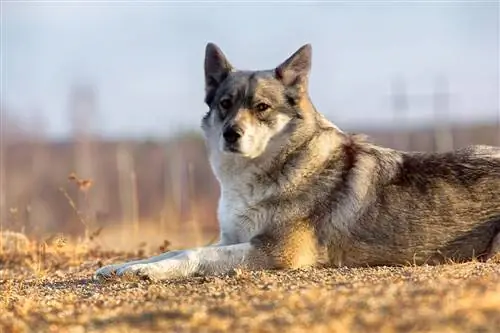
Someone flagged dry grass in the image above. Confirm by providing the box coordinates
[3,86,500,333]
[1,234,500,333]
[1,169,499,332]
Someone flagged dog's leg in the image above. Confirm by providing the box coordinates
[94,237,233,280]
[114,221,320,281]
[113,242,270,281]
[95,250,186,279]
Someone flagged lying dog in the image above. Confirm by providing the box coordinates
[95,43,500,281]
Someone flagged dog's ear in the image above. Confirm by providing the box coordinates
[275,44,312,89]
[204,43,233,105]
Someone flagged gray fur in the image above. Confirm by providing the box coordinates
[201,43,500,267]
[95,43,500,281]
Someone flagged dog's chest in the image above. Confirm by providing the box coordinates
[218,184,273,243]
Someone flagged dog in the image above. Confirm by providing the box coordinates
[95,43,500,281]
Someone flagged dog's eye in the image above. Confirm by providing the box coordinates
[255,103,270,112]
[219,99,232,110]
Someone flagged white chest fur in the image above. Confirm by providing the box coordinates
[216,166,279,244]
[217,185,268,244]
[210,150,280,244]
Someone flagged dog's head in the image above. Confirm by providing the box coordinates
[201,43,313,160]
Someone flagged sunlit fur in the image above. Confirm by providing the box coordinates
[95,43,500,281]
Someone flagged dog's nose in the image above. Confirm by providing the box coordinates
[223,126,242,144]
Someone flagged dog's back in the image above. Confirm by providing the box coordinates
[336,143,500,266]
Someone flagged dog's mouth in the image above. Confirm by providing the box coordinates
[222,143,242,154]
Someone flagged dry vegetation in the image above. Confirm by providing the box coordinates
[1,235,500,333]
[2,164,500,333]
[2,114,500,332]
[2,120,499,242]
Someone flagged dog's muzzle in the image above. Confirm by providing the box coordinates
[222,125,243,152]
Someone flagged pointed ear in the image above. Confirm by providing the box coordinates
[204,43,233,105]
[275,44,312,89]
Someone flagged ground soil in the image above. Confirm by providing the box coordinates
[1,248,500,333]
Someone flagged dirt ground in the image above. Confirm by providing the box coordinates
[1,247,500,333]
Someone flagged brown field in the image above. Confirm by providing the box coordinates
[1,235,500,333]
[1,121,500,333]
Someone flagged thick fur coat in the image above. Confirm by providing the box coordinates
[95,43,500,281]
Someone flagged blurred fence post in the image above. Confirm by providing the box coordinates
[497,106,500,146]
[188,162,203,246]
[0,138,5,234]
[170,149,183,242]
[390,77,410,150]
[116,144,139,242]
[0,105,6,235]
[433,75,454,152]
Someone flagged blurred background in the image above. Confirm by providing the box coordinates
[1,1,499,252]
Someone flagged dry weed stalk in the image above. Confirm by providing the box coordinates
[61,172,102,243]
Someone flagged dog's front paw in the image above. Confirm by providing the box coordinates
[94,263,161,281]
[94,264,126,280]
[116,263,162,281]
[115,260,189,281]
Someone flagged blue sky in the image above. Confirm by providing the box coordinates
[2,1,499,138]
